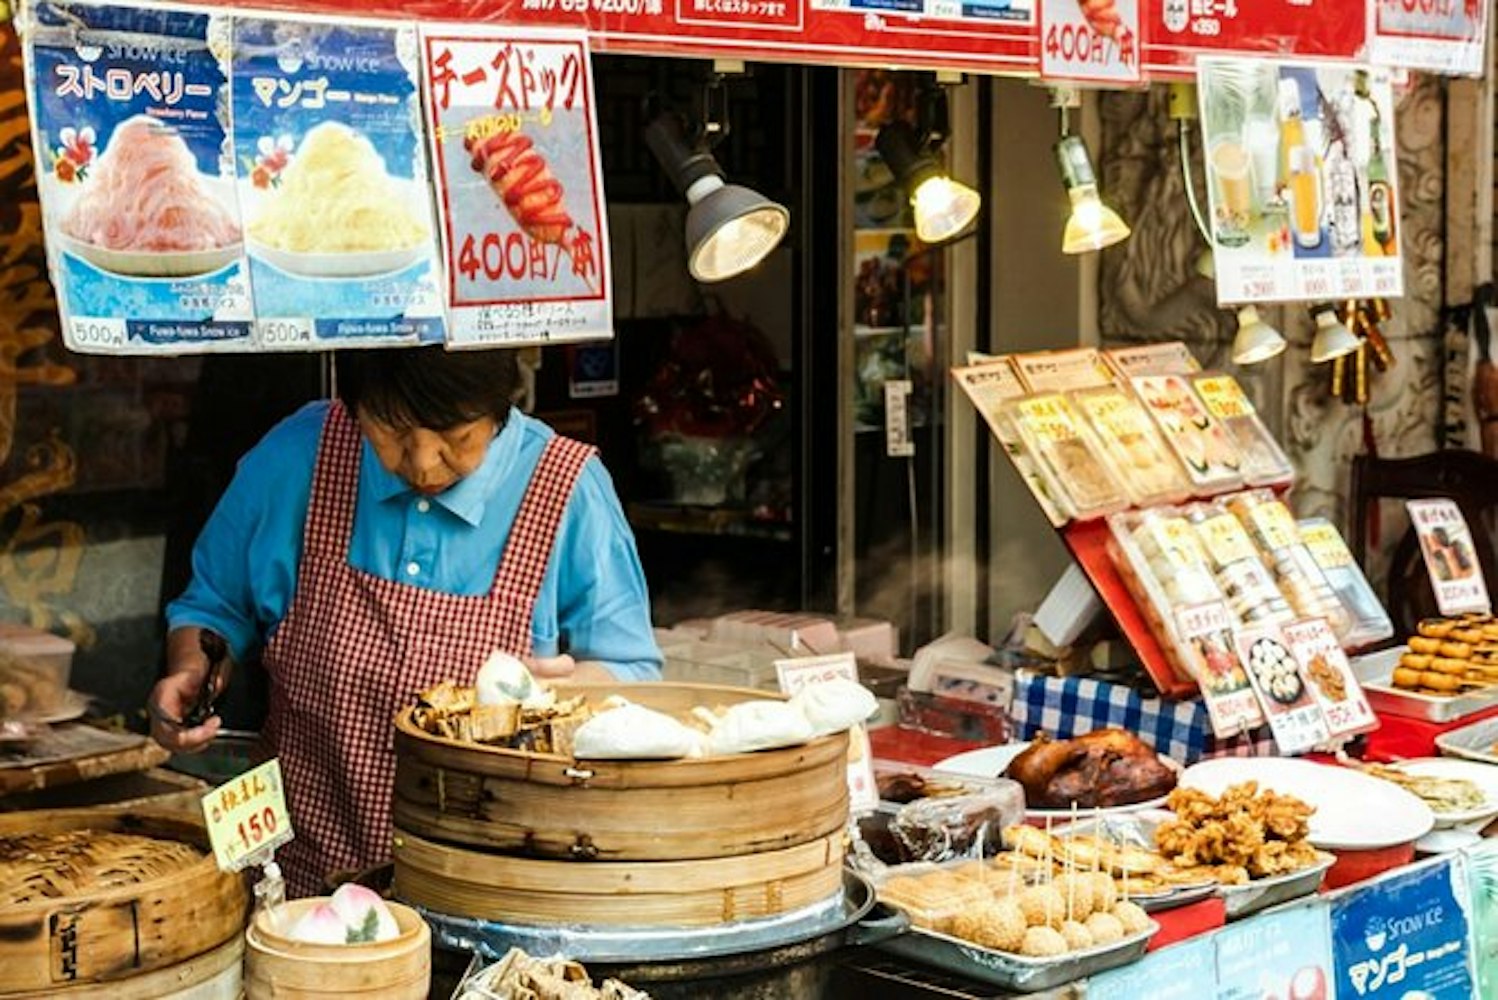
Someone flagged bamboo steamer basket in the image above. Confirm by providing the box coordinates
[4,934,244,1000]
[392,682,851,861]
[392,826,845,927]
[243,897,431,1000]
[0,808,248,994]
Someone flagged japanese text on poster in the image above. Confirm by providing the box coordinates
[1233,626,1329,755]
[1214,901,1335,1000]
[1197,59,1404,305]
[22,2,253,354]
[1041,0,1140,84]
[1369,0,1489,77]
[1407,499,1491,616]
[233,16,445,349]
[1282,617,1377,739]
[1175,600,1264,738]
[421,27,611,346]
[1332,858,1475,999]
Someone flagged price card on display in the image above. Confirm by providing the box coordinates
[420,27,611,347]
[1215,901,1336,999]
[201,758,293,872]
[775,652,879,814]
[1369,0,1490,77]
[1233,626,1330,755]
[1408,499,1492,616]
[1041,0,1141,84]
[1282,617,1377,739]
[1012,347,1115,392]
[1089,933,1216,998]
[1332,858,1476,999]
[1174,600,1264,738]
[1103,341,1201,378]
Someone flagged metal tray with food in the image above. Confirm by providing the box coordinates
[1351,646,1498,723]
[1436,714,1498,766]
[1218,855,1334,919]
[876,920,1156,993]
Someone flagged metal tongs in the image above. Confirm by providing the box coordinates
[181,629,229,728]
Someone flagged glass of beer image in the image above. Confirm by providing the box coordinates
[1209,137,1253,247]
[1286,144,1323,250]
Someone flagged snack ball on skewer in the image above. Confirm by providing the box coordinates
[1112,900,1151,934]
[1059,920,1095,951]
[1018,884,1068,929]
[1085,911,1126,945]
[1020,925,1069,958]
[1052,872,1096,920]
[969,900,1028,952]
[1088,871,1118,910]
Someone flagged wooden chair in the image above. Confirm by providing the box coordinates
[1348,450,1498,636]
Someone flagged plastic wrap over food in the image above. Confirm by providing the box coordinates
[888,784,1026,864]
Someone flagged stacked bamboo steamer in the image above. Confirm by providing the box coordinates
[243,897,431,999]
[391,682,851,929]
[0,809,247,999]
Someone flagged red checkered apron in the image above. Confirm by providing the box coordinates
[262,402,595,897]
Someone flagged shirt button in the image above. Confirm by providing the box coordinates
[405,561,420,577]
[416,499,431,513]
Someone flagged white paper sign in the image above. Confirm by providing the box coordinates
[1234,627,1330,755]
[1408,498,1492,616]
[1369,0,1489,77]
[774,652,878,814]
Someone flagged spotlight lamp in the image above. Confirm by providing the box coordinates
[1309,302,1360,363]
[1056,134,1130,254]
[644,110,789,283]
[1231,304,1287,365]
[875,119,981,245]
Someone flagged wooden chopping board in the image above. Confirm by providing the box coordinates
[0,724,168,797]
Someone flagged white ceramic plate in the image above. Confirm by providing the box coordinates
[933,743,1180,819]
[1380,757,1498,829]
[248,240,427,279]
[61,235,241,278]
[1179,756,1434,850]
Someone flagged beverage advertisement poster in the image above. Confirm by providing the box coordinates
[1197,59,1404,305]
[1407,499,1492,616]
[1369,0,1490,77]
[1332,858,1476,1000]
[21,2,253,354]
[1214,900,1335,1000]
[420,27,610,346]
[1467,840,1498,998]
[232,16,445,349]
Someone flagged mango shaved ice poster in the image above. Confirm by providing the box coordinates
[232,16,445,348]
[23,2,253,354]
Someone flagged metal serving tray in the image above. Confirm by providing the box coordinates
[1435,714,1498,765]
[1219,855,1333,919]
[875,921,1155,993]
[1352,646,1498,723]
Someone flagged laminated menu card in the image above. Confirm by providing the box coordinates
[1175,601,1264,738]
[1132,374,1246,495]
[1233,626,1330,755]
[1282,618,1377,739]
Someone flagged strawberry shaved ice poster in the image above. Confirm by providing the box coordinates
[22,2,253,354]
[420,26,611,347]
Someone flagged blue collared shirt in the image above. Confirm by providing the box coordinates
[167,401,661,680]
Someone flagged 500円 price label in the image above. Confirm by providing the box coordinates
[200,757,294,872]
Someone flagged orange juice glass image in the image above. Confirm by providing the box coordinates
[1286,145,1322,250]
[1210,138,1252,247]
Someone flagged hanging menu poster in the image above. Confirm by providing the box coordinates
[421,27,611,346]
[1368,0,1490,77]
[1040,0,1141,85]
[1197,59,1404,305]
[1408,498,1492,616]
[22,2,253,354]
[233,15,445,349]
[1332,858,1476,1000]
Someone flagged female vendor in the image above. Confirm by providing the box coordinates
[149,347,661,895]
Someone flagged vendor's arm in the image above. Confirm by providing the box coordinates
[540,456,662,682]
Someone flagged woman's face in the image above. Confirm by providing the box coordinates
[357,410,497,495]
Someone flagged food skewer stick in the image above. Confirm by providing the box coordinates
[1044,814,1057,926]
[1066,800,1078,921]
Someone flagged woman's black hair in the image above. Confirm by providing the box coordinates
[334,346,520,430]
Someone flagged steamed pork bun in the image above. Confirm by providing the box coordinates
[573,702,704,760]
[474,651,552,709]
[790,678,878,735]
[705,699,816,755]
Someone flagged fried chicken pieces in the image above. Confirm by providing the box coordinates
[1154,782,1322,880]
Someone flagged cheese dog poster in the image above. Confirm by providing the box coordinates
[421,27,611,346]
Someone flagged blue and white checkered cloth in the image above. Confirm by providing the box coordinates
[1010,671,1277,765]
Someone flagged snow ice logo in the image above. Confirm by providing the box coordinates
[1363,915,1389,953]
[75,44,101,63]
[276,38,305,76]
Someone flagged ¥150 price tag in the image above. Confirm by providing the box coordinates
[200,758,294,872]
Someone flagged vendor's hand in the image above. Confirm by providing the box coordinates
[525,653,577,680]
[148,671,221,753]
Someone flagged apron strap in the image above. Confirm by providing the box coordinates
[489,435,596,623]
[303,402,363,562]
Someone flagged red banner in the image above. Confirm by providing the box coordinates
[1140,0,1368,76]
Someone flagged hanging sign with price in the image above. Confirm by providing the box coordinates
[200,758,294,872]
[421,26,611,347]
[1369,0,1490,77]
[1041,0,1142,84]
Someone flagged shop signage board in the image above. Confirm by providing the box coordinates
[1468,841,1498,998]
[1407,498,1492,616]
[1040,0,1142,85]
[1214,900,1335,999]
[1142,0,1368,75]
[1197,58,1404,305]
[420,25,611,346]
[1331,857,1476,999]
[201,758,294,872]
[1368,0,1490,77]
[232,15,447,349]
[1088,934,1215,998]
[22,2,255,355]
